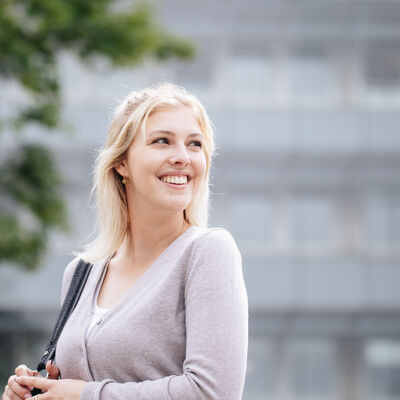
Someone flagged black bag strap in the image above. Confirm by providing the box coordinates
[35,258,93,372]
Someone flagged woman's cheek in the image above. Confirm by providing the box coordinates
[195,151,207,174]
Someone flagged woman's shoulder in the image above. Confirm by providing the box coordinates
[189,226,241,257]
[60,256,80,304]
[192,225,237,242]
[62,256,81,284]
[60,255,108,298]
[184,227,243,289]
[62,254,109,276]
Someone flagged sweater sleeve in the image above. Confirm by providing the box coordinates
[80,228,249,400]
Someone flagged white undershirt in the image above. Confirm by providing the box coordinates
[85,262,110,339]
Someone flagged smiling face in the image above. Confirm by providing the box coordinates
[117,106,207,218]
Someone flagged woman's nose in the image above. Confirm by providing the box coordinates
[169,144,190,165]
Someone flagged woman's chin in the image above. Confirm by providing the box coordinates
[164,202,191,213]
[158,196,192,212]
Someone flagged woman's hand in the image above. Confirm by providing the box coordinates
[3,364,37,400]
[13,375,86,400]
[2,362,61,400]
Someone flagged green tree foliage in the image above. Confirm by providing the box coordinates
[0,0,195,270]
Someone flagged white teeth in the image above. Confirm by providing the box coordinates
[161,176,188,184]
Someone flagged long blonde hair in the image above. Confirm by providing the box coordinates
[73,82,215,263]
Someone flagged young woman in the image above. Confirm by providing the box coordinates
[3,83,248,400]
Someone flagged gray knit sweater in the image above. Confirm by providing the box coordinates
[55,226,248,400]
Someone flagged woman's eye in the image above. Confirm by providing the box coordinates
[152,137,169,144]
[151,137,202,148]
[189,140,203,148]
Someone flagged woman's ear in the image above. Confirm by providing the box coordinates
[115,162,127,178]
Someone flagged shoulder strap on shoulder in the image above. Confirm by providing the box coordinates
[35,258,93,372]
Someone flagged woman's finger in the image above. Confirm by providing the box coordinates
[4,381,30,400]
[2,385,10,400]
[2,386,8,400]
[45,361,60,380]
[14,366,28,377]
[26,393,50,400]
[14,365,39,378]
[14,378,48,392]
[6,375,31,399]
[13,366,37,391]
[14,366,38,377]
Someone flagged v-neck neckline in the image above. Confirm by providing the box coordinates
[89,225,198,322]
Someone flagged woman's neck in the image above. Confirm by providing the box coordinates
[115,214,190,269]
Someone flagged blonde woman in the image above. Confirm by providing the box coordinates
[3,83,248,400]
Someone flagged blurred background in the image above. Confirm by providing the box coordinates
[1,0,400,399]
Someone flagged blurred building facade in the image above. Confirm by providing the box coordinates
[1,0,400,399]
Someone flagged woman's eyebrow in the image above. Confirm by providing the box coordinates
[148,130,203,138]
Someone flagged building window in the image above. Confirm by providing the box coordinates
[362,112,400,152]
[287,196,338,256]
[215,196,275,254]
[225,37,274,105]
[363,41,400,106]
[288,339,338,397]
[224,56,274,105]
[287,46,336,104]
[173,37,215,88]
[362,195,400,255]
[365,42,400,89]
[244,337,277,398]
[234,196,275,252]
[365,339,400,399]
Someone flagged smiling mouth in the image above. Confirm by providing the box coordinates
[159,175,190,185]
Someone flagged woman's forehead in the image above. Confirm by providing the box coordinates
[148,106,199,123]
[145,107,202,135]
